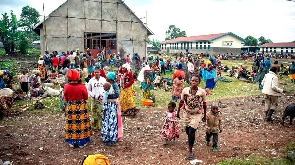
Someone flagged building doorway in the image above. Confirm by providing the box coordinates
[84,32,117,57]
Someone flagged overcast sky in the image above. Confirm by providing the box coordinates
[0,0,294,42]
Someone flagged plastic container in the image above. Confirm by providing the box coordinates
[141,98,153,106]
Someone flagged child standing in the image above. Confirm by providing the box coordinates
[205,102,222,152]
[160,102,180,145]
[19,70,29,95]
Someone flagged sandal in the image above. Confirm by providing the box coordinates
[187,153,194,160]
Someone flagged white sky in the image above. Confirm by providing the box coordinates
[1,0,294,42]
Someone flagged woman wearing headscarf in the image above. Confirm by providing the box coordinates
[37,57,46,81]
[63,69,91,148]
[171,64,185,101]
[101,72,122,146]
[119,63,139,116]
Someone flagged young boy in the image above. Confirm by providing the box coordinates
[205,102,222,152]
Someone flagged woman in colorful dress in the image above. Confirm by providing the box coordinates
[172,64,185,101]
[63,69,91,148]
[101,72,121,146]
[119,63,139,116]
[37,57,46,81]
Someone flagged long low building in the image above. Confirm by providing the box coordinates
[161,32,245,55]
[260,42,295,54]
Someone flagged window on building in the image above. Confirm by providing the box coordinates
[181,43,183,49]
[200,45,202,49]
[200,42,202,44]
[177,44,178,49]
[208,45,211,50]
[161,44,163,49]
[196,44,198,49]
[270,49,272,52]
[204,45,207,49]
[165,44,166,50]
[274,49,276,53]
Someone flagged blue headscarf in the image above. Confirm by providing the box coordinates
[178,63,183,69]
[106,72,116,81]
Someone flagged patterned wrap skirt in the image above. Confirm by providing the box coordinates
[90,99,103,130]
[38,64,46,80]
[101,101,118,142]
[65,100,92,146]
[160,120,180,140]
[119,86,136,111]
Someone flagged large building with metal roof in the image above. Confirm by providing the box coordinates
[34,0,153,58]
[160,32,245,55]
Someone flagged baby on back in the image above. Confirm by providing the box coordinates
[102,82,114,103]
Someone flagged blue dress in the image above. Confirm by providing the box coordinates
[101,82,119,143]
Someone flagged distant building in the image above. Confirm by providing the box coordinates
[161,32,245,55]
[31,40,40,49]
[147,44,160,55]
[260,42,295,54]
[33,0,153,58]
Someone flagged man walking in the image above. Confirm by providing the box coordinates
[261,66,284,122]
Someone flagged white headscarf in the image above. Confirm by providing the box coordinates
[122,63,131,71]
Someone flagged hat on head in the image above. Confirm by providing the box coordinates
[67,69,80,81]
[122,63,131,71]
[106,72,116,81]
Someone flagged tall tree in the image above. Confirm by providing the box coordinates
[165,25,186,40]
[0,11,19,53]
[258,36,269,45]
[244,35,258,46]
[19,6,40,42]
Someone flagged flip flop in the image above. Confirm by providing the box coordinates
[187,153,194,160]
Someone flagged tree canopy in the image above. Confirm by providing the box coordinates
[244,35,258,46]
[147,38,160,48]
[165,25,186,40]
[0,11,18,53]
[0,6,40,54]
[258,36,269,45]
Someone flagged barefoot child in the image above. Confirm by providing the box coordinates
[205,102,222,152]
[160,102,180,145]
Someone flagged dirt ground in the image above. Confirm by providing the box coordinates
[1,92,295,165]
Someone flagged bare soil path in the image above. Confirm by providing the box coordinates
[1,93,295,165]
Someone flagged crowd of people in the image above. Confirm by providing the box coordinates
[0,49,294,161]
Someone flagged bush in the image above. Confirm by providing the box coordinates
[18,34,29,54]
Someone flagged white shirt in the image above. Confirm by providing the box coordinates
[87,76,106,99]
[137,65,151,82]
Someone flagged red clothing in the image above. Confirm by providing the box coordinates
[121,71,134,88]
[60,56,66,66]
[125,57,130,63]
[172,69,185,80]
[52,57,59,67]
[64,83,88,101]
[90,69,106,78]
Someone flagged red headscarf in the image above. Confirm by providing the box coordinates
[67,69,80,81]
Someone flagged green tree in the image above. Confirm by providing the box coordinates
[0,11,19,53]
[19,6,40,42]
[258,36,269,45]
[18,32,29,54]
[244,35,258,46]
[165,25,186,40]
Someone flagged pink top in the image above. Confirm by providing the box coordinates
[166,111,177,121]
[19,74,28,83]
[187,62,194,73]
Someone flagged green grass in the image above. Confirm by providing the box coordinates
[218,142,295,165]
[0,49,5,55]
[0,60,17,70]
[27,48,41,56]
[0,48,40,56]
